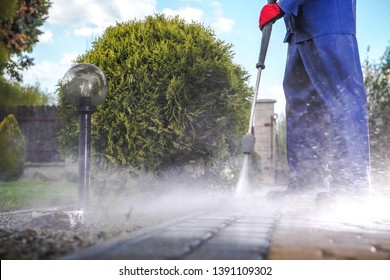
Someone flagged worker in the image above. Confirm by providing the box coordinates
[259,0,370,202]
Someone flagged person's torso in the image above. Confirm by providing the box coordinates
[282,0,356,43]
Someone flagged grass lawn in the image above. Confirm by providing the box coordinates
[0,180,77,212]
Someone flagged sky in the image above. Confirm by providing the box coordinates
[22,0,390,115]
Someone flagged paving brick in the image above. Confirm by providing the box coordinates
[64,209,278,260]
[64,200,390,260]
[268,202,390,260]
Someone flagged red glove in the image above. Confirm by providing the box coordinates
[259,4,284,30]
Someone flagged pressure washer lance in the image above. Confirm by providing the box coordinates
[242,0,276,155]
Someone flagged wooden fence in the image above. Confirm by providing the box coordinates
[0,106,62,162]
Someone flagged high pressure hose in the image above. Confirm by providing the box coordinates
[242,0,277,155]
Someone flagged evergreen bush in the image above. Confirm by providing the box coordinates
[0,114,26,181]
[0,77,50,106]
[57,14,252,177]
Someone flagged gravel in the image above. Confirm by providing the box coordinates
[0,190,224,260]
[0,207,144,260]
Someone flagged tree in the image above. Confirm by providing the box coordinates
[0,0,52,82]
[364,45,390,173]
[57,15,252,177]
[0,0,18,67]
[0,77,49,106]
[0,114,26,181]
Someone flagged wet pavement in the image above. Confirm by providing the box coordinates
[64,189,390,260]
[268,195,390,259]
[65,208,278,260]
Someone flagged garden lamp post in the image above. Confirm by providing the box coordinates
[61,63,108,209]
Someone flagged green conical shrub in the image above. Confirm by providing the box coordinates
[0,114,26,181]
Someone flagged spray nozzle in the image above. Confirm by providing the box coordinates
[242,134,256,154]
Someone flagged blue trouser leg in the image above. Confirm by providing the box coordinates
[283,34,370,194]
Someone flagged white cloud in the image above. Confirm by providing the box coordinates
[211,2,223,16]
[162,7,204,23]
[212,17,235,34]
[210,1,235,34]
[23,53,79,93]
[60,52,79,65]
[38,29,54,44]
[115,0,157,20]
[74,26,105,37]
[48,0,157,37]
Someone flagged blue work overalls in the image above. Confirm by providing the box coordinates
[277,0,370,194]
